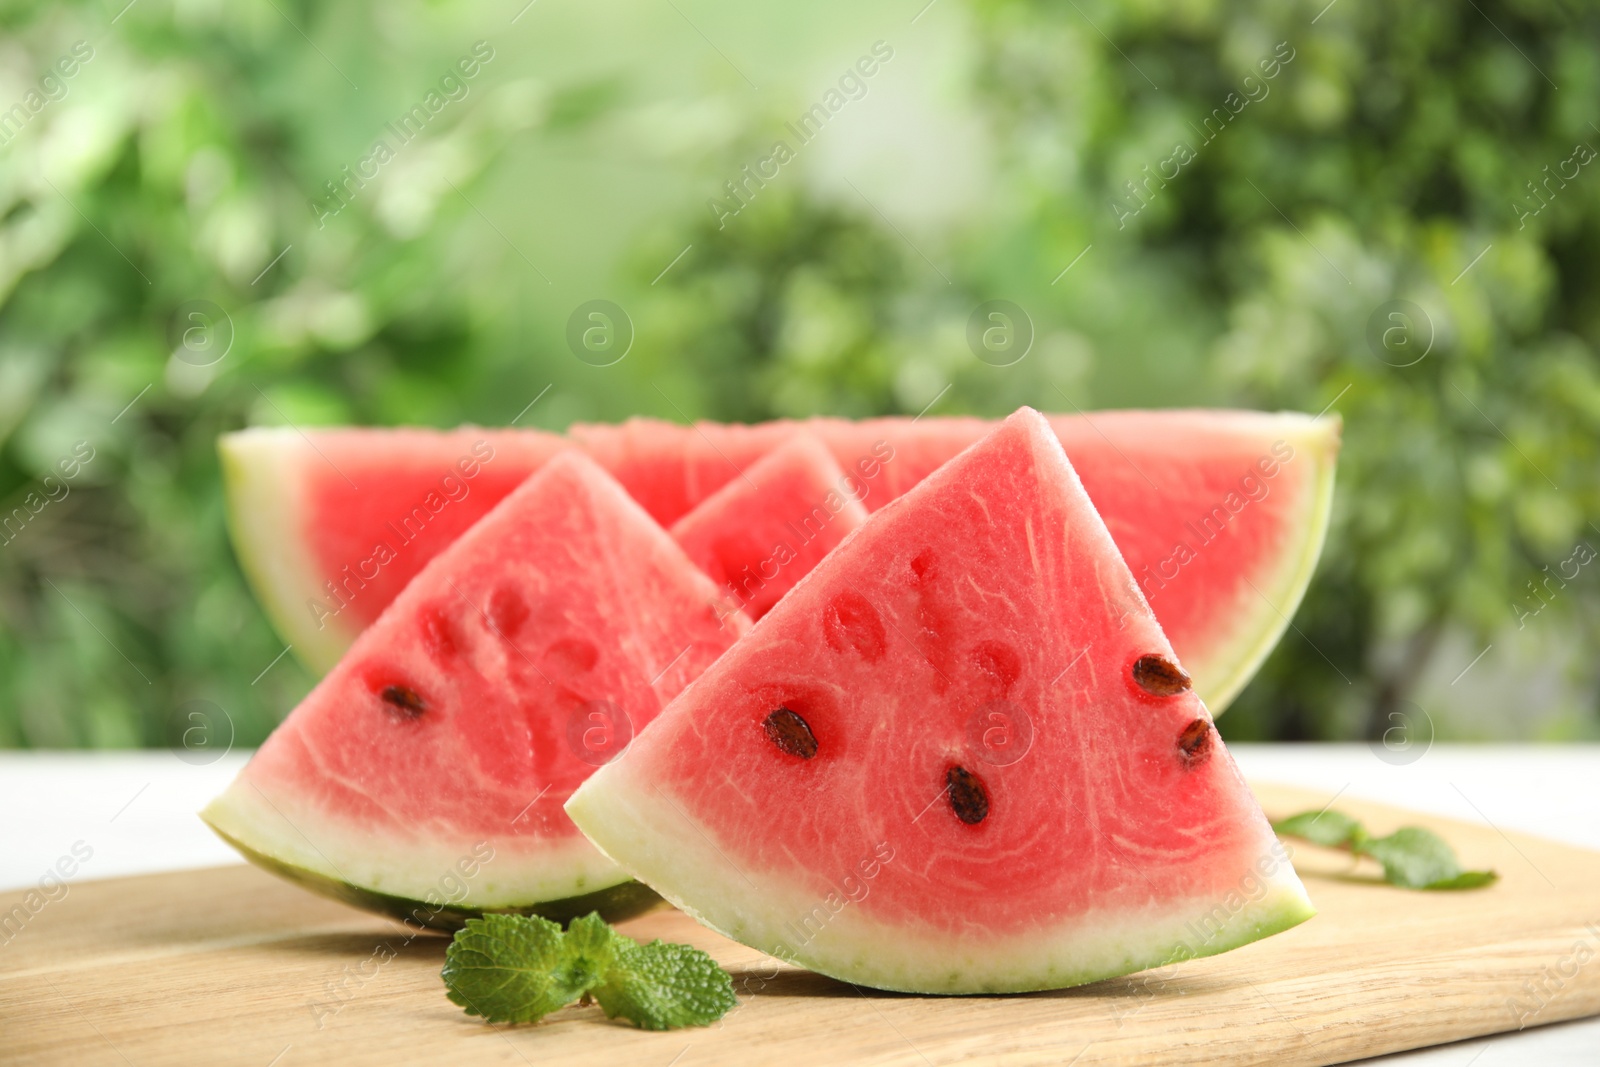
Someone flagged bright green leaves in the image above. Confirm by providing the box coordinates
[1272,810,1498,890]
[442,912,735,1029]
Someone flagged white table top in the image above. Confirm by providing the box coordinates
[4,744,1597,1064]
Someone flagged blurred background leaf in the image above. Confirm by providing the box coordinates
[0,0,1596,748]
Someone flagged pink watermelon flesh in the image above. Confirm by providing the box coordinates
[203,450,751,928]
[568,416,994,523]
[566,408,1314,994]
[567,418,789,526]
[805,416,996,508]
[670,434,869,619]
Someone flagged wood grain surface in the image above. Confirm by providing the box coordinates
[4,783,1598,1066]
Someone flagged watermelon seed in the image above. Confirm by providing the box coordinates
[1132,654,1192,697]
[945,766,989,825]
[763,707,818,759]
[1178,718,1214,766]
[380,685,427,719]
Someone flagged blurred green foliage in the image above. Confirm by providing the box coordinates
[0,0,1596,748]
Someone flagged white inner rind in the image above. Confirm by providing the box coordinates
[1197,416,1341,713]
[204,775,631,908]
[567,771,1315,994]
[220,429,358,676]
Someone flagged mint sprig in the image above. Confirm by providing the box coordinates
[1272,810,1498,890]
[442,912,736,1029]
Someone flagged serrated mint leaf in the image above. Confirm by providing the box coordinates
[593,937,738,1030]
[1272,809,1366,850]
[1360,827,1497,890]
[442,914,592,1024]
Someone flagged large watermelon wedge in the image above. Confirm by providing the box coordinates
[565,408,1315,994]
[203,450,751,929]
[221,426,567,674]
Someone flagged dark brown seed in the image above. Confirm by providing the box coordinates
[381,685,427,719]
[1177,718,1214,766]
[1133,654,1192,697]
[946,765,989,825]
[763,707,818,759]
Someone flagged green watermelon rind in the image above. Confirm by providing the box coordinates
[1197,415,1341,714]
[205,821,661,932]
[220,429,355,676]
[199,793,662,931]
[567,776,1316,995]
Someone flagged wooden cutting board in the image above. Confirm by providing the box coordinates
[5,784,1598,1067]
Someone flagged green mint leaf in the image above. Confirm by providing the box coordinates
[442,912,737,1030]
[1273,810,1497,891]
[442,914,593,1024]
[1359,827,1498,890]
[593,937,738,1030]
[1271,809,1367,850]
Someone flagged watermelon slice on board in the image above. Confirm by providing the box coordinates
[670,433,869,619]
[202,450,751,929]
[221,426,567,675]
[565,408,1315,994]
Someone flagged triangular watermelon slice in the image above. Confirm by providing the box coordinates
[670,433,869,619]
[203,450,751,929]
[221,426,568,674]
[566,408,1314,993]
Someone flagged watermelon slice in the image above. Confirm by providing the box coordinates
[670,433,869,619]
[565,408,1315,994]
[202,450,751,929]
[221,426,567,675]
